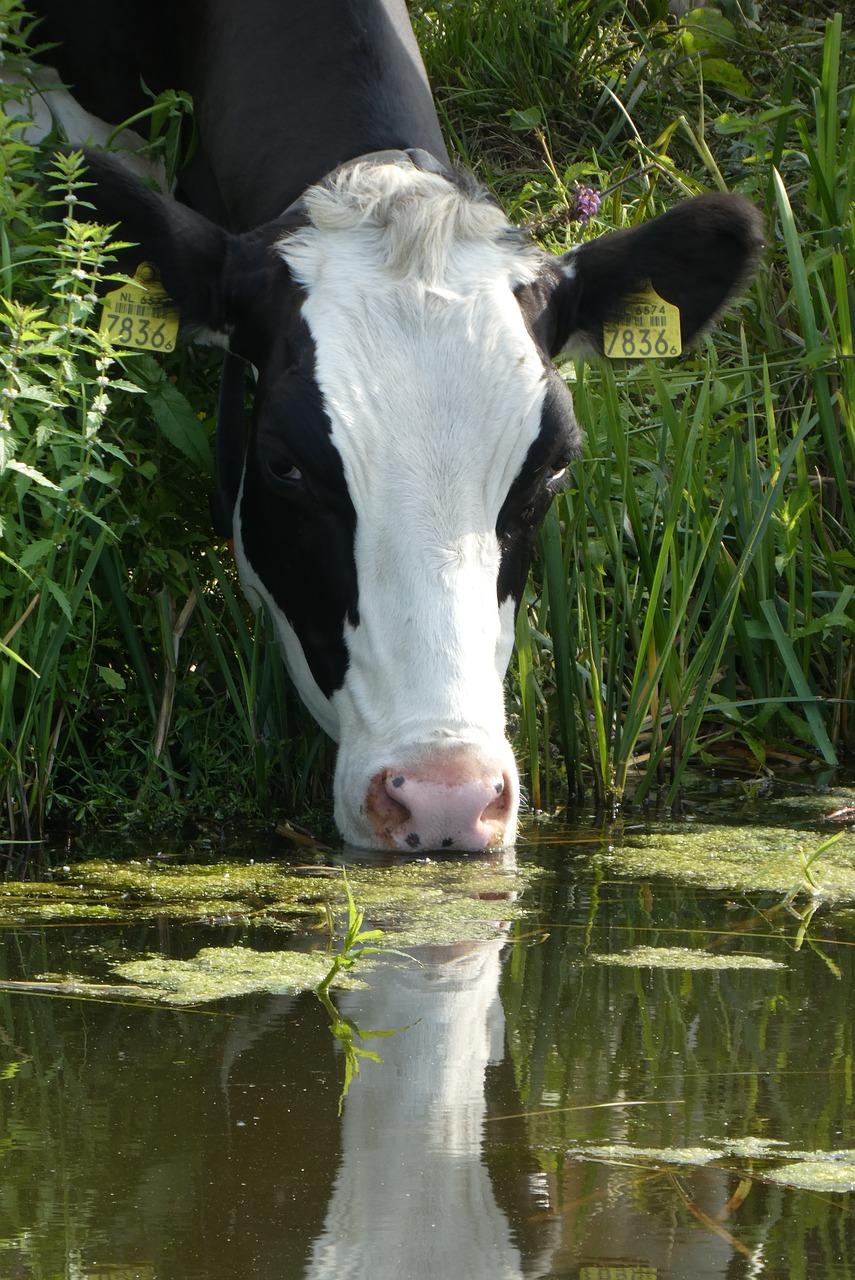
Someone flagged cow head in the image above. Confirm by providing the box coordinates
[80,152,762,850]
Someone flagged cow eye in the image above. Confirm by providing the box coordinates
[547,456,572,488]
[264,459,305,492]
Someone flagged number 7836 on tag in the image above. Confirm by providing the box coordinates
[99,263,181,353]
[602,289,682,360]
[101,307,176,351]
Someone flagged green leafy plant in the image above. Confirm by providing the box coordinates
[315,870,407,1112]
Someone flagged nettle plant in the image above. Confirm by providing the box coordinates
[0,135,133,833]
[1,126,325,837]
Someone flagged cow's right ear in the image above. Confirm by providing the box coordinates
[547,193,764,358]
[76,148,231,331]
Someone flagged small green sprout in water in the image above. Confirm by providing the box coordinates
[794,829,846,896]
[315,869,410,1114]
[316,869,387,996]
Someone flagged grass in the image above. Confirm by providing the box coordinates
[1,1,854,835]
[460,3,855,810]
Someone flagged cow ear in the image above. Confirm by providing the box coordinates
[548,193,764,358]
[77,147,231,330]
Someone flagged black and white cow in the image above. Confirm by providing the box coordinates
[21,1,762,851]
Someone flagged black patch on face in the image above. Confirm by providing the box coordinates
[239,335,359,700]
[495,370,581,610]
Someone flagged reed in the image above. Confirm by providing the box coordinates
[496,7,855,809]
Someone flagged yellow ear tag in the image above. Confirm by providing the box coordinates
[99,262,180,353]
[603,284,682,360]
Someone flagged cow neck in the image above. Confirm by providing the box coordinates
[209,147,451,545]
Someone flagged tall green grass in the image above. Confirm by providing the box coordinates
[496,6,855,809]
[0,39,330,837]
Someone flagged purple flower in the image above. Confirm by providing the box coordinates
[570,183,602,225]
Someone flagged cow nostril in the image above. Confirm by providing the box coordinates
[483,772,512,820]
[363,770,412,835]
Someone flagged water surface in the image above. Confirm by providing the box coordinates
[1,792,854,1279]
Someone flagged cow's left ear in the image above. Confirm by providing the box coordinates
[547,193,764,358]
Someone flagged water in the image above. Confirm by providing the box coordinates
[1,802,854,1279]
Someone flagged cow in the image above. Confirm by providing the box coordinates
[19,1,762,851]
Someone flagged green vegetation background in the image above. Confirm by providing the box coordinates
[1,0,853,836]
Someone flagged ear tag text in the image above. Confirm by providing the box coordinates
[99,262,180,353]
[603,285,682,359]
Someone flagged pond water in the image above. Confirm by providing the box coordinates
[1,784,854,1280]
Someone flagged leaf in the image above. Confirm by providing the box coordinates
[18,538,57,570]
[681,8,740,53]
[97,664,126,691]
[0,640,38,675]
[507,106,543,131]
[127,354,213,473]
[700,58,751,95]
[42,577,73,622]
[86,467,118,487]
[147,378,213,473]
[4,459,62,491]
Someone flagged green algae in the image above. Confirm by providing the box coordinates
[0,856,528,936]
[565,1140,855,1191]
[0,856,531,1003]
[722,1137,789,1157]
[596,821,855,900]
[572,1144,721,1167]
[112,945,362,1004]
[587,946,786,970]
[761,1154,855,1192]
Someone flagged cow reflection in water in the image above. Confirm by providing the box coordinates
[305,939,551,1280]
[219,928,553,1279]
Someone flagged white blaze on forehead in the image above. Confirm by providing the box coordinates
[278,164,547,750]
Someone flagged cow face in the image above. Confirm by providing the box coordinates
[235,165,580,850]
[77,150,762,851]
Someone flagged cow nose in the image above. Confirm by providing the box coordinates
[364,750,516,851]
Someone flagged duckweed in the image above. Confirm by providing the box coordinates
[0,856,529,935]
[112,945,359,1004]
[566,1141,855,1192]
[597,822,855,899]
[588,946,786,970]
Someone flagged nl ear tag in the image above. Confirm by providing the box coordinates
[99,262,180,353]
[603,285,681,360]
